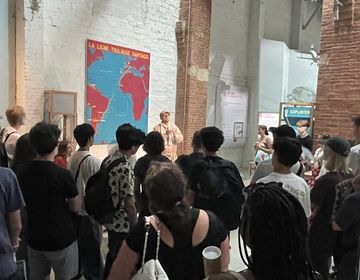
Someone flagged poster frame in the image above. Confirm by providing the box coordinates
[279,102,315,136]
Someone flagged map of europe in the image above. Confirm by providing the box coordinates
[86,39,150,144]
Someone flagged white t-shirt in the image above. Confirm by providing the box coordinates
[250,159,303,184]
[1,126,21,161]
[68,151,101,215]
[347,144,360,175]
[257,172,311,217]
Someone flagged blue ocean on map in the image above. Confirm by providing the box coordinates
[87,51,148,144]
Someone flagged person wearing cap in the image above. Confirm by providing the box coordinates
[250,125,304,183]
[153,111,183,162]
[309,136,353,279]
[296,120,313,151]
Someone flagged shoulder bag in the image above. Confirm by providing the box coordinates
[131,216,168,280]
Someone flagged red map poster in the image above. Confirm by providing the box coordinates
[86,39,150,144]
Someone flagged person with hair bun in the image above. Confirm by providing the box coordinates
[134,131,170,217]
[254,125,272,165]
[108,162,230,280]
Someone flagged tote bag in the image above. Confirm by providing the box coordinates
[131,217,168,280]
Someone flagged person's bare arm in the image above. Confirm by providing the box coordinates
[134,177,142,213]
[108,241,139,280]
[332,220,342,231]
[124,196,137,227]
[7,210,22,249]
[256,141,273,154]
[220,236,230,272]
[68,195,81,213]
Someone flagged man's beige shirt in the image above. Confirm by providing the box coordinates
[153,122,183,161]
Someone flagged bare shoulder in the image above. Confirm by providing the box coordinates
[192,209,209,245]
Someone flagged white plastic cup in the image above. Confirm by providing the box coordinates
[202,246,221,276]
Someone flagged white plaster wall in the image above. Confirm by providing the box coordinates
[288,50,318,99]
[1,0,9,128]
[208,0,251,168]
[262,0,292,47]
[259,39,318,112]
[40,0,179,158]
[13,0,179,159]
[298,1,322,53]
[259,39,288,113]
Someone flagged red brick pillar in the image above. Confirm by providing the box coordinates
[314,0,360,140]
[175,0,212,154]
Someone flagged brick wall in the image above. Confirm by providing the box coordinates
[176,0,211,154]
[314,0,360,140]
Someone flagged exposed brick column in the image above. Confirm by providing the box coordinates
[314,0,360,140]
[175,0,212,154]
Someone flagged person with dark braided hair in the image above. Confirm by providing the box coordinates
[208,182,319,280]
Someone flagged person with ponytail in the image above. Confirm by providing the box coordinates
[254,125,273,165]
[108,162,230,280]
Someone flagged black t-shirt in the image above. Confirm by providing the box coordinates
[175,152,204,178]
[298,135,313,151]
[335,192,360,250]
[310,172,353,248]
[134,154,170,184]
[126,208,227,280]
[188,155,242,194]
[134,154,170,216]
[17,160,78,251]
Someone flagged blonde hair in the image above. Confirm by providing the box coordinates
[324,146,349,173]
[296,120,310,127]
[6,105,25,126]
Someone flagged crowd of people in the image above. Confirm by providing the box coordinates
[1,104,360,280]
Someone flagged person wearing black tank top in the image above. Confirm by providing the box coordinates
[108,162,230,280]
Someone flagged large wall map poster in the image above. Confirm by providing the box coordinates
[86,39,150,144]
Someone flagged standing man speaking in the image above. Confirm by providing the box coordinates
[153,110,183,161]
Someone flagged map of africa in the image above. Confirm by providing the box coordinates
[86,39,150,144]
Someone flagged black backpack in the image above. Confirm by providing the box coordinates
[195,158,245,231]
[85,157,126,224]
[0,129,17,167]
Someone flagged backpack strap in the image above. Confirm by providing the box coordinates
[140,216,161,270]
[3,131,18,144]
[296,161,304,176]
[1,130,18,159]
[75,154,91,183]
